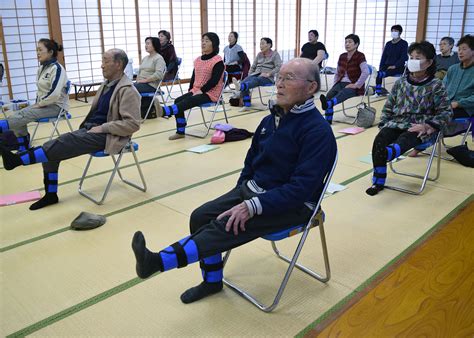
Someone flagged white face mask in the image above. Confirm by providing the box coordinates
[407,59,422,72]
[391,31,400,39]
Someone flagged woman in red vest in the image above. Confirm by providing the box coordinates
[157,32,224,140]
[320,34,369,124]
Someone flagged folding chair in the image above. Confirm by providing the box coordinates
[30,81,73,144]
[385,132,442,195]
[334,64,376,124]
[78,140,147,205]
[139,67,166,121]
[160,57,184,103]
[319,53,330,93]
[256,75,277,106]
[222,153,338,312]
[185,71,229,138]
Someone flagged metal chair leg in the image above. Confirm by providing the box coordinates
[222,222,331,312]
[385,134,442,195]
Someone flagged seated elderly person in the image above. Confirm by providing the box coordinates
[134,37,166,119]
[0,38,69,151]
[156,32,224,140]
[365,41,451,196]
[435,36,460,80]
[131,58,337,304]
[320,34,369,124]
[443,34,474,118]
[232,37,282,111]
[1,49,141,210]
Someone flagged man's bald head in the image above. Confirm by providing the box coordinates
[285,58,321,94]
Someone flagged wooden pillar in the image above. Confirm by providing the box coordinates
[274,0,278,51]
[135,0,142,62]
[0,17,13,99]
[295,0,302,57]
[97,0,105,54]
[461,0,468,36]
[230,0,234,31]
[352,0,357,34]
[416,0,428,41]
[201,0,208,34]
[45,0,65,66]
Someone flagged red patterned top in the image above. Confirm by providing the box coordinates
[191,55,224,102]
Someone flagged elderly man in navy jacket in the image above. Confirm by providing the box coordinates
[131,58,337,304]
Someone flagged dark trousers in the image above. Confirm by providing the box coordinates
[372,127,422,167]
[170,92,212,134]
[375,66,405,86]
[42,128,107,172]
[188,185,313,258]
[327,82,358,103]
[134,83,156,117]
[453,107,471,119]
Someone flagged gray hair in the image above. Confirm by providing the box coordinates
[441,36,455,46]
[291,57,321,94]
[108,48,129,71]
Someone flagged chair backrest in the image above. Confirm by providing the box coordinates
[216,71,228,103]
[307,151,338,227]
[163,57,182,84]
[65,80,71,95]
[363,65,376,96]
[241,53,251,79]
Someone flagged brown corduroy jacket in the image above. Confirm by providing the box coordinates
[80,74,141,154]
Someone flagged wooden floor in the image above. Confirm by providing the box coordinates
[306,200,474,338]
[1,79,473,336]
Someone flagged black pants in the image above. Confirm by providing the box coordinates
[134,83,156,118]
[42,128,107,172]
[173,92,212,116]
[372,127,422,167]
[188,185,313,258]
[453,107,471,119]
[375,66,405,85]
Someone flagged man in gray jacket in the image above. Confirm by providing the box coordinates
[1,49,141,210]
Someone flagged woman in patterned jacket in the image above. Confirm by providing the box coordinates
[366,40,452,196]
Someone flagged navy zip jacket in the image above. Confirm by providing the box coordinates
[238,98,337,216]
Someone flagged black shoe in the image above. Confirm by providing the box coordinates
[180,281,223,304]
[29,193,59,210]
[365,185,384,196]
[320,94,328,110]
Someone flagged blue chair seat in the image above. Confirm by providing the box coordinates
[92,142,139,157]
[140,91,164,98]
[227,71,242,75]
[263,211,325,241]
[37,112,71,123]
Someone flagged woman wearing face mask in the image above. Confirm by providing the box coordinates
[366,41,452,196]
[0,38,69,151]
[374,25,408,96]
[232,37,282,111]
[156,32,224,140]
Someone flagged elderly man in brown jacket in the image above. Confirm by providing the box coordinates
[1,48,141,210]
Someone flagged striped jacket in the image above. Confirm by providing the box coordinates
[36,58,69,111]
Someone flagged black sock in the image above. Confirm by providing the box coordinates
[1,145,22,170]
[365,185,384,196]
[29,193,59,210]
[180,281,223,304]
[320,94,328,110]
[131,231,163,279]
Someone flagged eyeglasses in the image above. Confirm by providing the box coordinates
[276,74,314,84]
